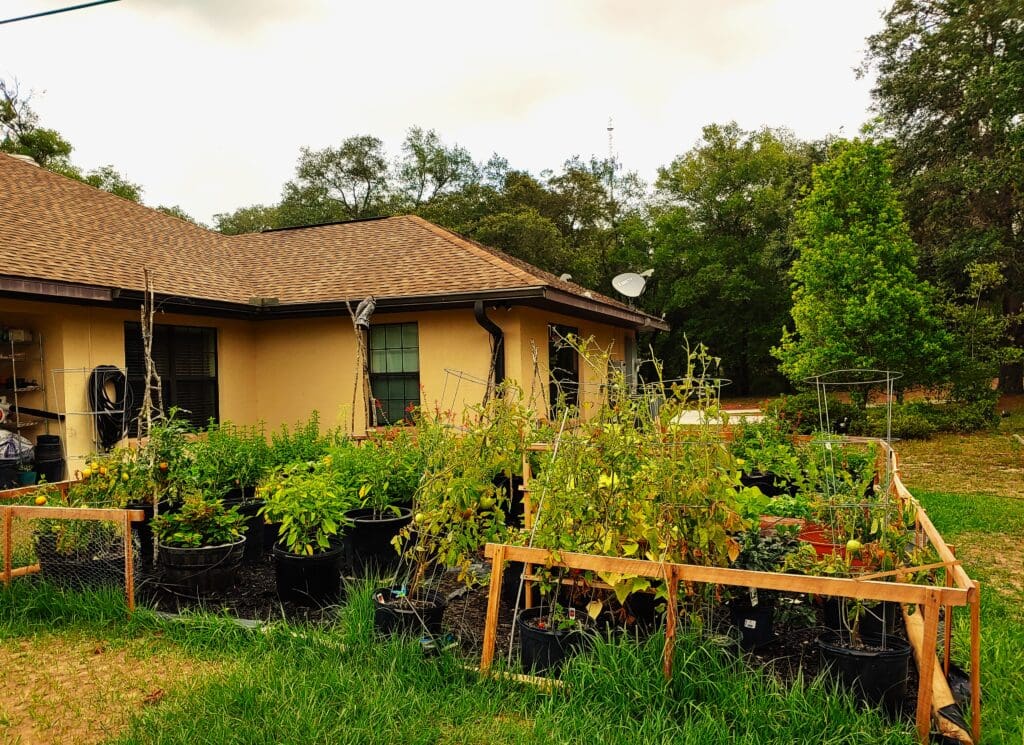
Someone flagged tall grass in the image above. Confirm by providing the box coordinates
[109,583,915,745]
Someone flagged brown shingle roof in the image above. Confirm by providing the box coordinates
[0,153,665,329]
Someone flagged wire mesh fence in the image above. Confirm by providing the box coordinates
[1,486,142,609]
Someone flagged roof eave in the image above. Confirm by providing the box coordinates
[539,287,669,332]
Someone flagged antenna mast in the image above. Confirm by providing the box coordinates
[606,117,615,202]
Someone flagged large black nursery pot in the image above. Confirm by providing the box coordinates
[272,541,345,605]
[236,500,267,565]
[34,533,126,590]
[516,606,591,674]
[158,537,245,594]
[817,631,911,714]
[372,587,446,637]
[730,600,775,650]
[344,507,412,577]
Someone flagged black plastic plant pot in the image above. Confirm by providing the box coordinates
[237,500,266,565]
[272,542,345,605]
[822,598,900,638]
[344,507,412,577]
[730,601,775,650]
[817,631,912,714]
[372,587,446,637]
[222,485,257,506]
[158,538,245,594]
[739,470,798,498]
[516,606,591,675]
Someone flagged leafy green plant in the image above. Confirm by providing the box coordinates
[151,493,246,548]
[268,412,343,468]
[395,383,535,591]
[258,458,355,555]
[327,430,423,515]
[188,420,270,496]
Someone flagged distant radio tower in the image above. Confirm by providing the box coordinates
[607,117,615,202]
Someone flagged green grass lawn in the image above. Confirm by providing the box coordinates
[1,581,918,745]
[914,489,1024,744]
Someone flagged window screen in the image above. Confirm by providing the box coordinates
[369,322,420,424]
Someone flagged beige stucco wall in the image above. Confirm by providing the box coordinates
[2,298,631,465]
[0,297,256,473]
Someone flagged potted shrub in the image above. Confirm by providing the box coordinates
[517,603,592,673]
[338,431,420,577]
[727,528,799,649]
[258,458,353,605]
[385,389,533,637]
[188,421,271,564]
[151,492,247,593]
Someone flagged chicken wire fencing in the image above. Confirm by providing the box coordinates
[1,499,142,610]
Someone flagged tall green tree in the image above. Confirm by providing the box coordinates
[214,204,282,235]
[279,135,392,226]
[395,127,478,209]
[648,123,821,393]
[863,0,1024,390]
[774,139,953,393]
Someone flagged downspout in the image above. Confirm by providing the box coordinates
[474,300,505,396]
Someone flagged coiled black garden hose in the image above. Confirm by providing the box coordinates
[89,365,131,450]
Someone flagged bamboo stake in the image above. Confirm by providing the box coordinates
[522,454,534,611]
[916,590,941,744]
[480,543,506,675]
[970,583,981,744]
[8,564,40,578]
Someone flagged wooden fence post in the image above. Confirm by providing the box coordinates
[480,544,507,675]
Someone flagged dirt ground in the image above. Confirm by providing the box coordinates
[895,432,1024,499]
[0,634,217,745]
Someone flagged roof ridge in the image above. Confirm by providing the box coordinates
[403,215,540,286]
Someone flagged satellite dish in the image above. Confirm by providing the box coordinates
[612,271,650,298]
[558,273,573,282]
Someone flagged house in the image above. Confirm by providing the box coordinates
[0,152,666,472]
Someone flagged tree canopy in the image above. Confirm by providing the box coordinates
[774,139,953,392]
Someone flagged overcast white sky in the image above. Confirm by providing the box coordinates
[2,0,890,224]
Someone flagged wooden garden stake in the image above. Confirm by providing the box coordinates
[662,566,679,680]
[123,510,135,613]
[943,566,953,677]
[480,543,506,675]
[2,507,11,586]
[970,583,981,744]
[915,590,941,743]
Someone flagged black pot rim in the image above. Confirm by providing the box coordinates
[272,541,345,560]
[372,587,447,611]
[817,630,911,658]
[346,506,413,524]
[156,536,246,553]
[516,605,590,637]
